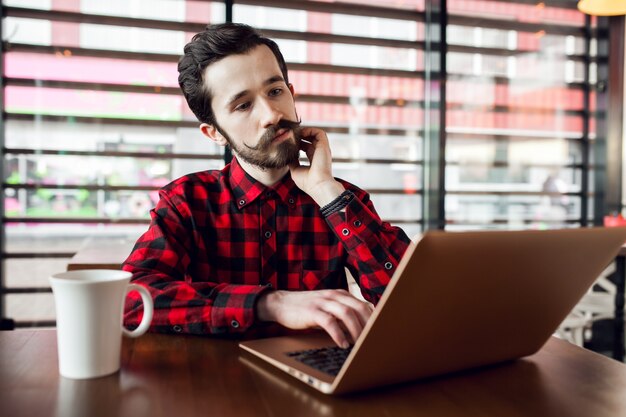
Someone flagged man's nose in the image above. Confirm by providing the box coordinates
[259,98,282,128]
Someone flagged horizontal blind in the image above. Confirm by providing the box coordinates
[444,0,601,230]
[234,0,426,238]
[2,0,224,327]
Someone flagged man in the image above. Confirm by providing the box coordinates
[124,23,411,349]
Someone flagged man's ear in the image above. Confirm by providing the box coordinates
[288,83,295,97]
[200,123,228,147]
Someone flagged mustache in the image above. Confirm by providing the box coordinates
[244,118,302,151]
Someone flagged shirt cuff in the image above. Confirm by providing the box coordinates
[325,195,381,250]
[210,284,272,334]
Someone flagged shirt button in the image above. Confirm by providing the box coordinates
[239,199,245,206]
[353,220,362,227]
[265,231,272,239]
[265,282,273,288]
[173,325,183,333]
[342,228,350,236]
[384,262,393,270]
[288,198,295,204]
[266,191,273,197]
[231,320,240,329]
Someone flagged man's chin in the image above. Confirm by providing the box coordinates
[265,148,300,169]
[233,138,300,170]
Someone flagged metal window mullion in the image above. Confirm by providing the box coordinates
[5,6,208,33]
[438,0,447,231]
[6,44,428,78]
[4,253,75,259]
[3,148,225,161]
[3,184,161,192]
[448,14,590,37]
[581,15,591,227]
[234,0,424,21]
[3,217,150,224]
[423,0,447,231]
[607,16,625,218]
[0,6,11,330]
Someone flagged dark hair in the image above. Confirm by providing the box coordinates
[177,23,289,125]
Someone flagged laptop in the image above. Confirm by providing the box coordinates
[240,227,626,394]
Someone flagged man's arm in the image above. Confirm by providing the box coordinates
[289,126,411,302]
[324,186,411,302]
[123,191,270,335]
[256,127,411,348]
[289,126,346,207]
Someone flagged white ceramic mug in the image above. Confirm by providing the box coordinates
[50,269,153,379]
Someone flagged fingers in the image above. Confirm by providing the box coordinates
[335,290,374,328]
[298,126,327,144]
[298,127,331,155]
[321,301,363,346]
[261,289,373,349]
[313,311,351,348]
[299,140,315,162]
[317,290,374,347]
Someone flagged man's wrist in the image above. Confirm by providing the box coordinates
[320,190,355,217]
[310,181,345,207]
[256,290,280,322]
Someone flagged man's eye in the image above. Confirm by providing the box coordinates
[269,88,282,96]
[235,102,251,111]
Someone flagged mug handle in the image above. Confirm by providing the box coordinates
[122,284,154,338]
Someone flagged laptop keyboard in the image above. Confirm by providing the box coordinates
[286,345,353,376]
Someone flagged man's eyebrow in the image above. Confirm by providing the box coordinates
[225,76,286,107]
[264,75,285,85]
[226,90,248,107]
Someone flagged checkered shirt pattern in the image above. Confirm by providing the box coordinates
[123,157,411,336]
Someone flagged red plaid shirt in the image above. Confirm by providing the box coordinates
[123,157,410,336]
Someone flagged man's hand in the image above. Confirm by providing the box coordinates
[256,289,374,348]
[289,127,345,207]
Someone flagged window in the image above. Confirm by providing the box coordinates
[0,0,605,327]
[445,0,600,230]
[2,0,223,326]
[234,1,424,238]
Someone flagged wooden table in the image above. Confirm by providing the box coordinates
[3,330,626,417]
[65,237,626,362]
[67,237,136,271]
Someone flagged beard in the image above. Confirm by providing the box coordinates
[217,118,302,170]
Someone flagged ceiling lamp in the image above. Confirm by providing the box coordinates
[578,0,626,15]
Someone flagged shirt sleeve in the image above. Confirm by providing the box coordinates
[123,191,270,335]
[324,186,412,305]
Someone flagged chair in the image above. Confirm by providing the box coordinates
[557,262,623,346]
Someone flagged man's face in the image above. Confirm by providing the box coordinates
[203,44,301,169]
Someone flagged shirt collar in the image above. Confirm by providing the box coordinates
[228,157,300,209]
